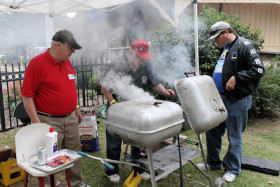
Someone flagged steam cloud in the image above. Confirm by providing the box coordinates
[151,43,195,88]
[101,70,155,102]
[1,2,202,102]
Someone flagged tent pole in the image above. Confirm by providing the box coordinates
[192,0,199,75]
[45,14,54,48]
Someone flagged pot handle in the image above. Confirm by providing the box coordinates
[184,71,196,77]
[219,106,226,112]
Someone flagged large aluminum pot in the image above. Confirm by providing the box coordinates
[175,75,228,134]
[106,100,184,147]
[182,112,191,131]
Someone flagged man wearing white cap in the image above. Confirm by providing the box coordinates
[198,21,265,182]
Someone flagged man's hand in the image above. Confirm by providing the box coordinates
[75,108,83,124]
[165,89,175,97]
[226,76,236,91]
[153,84,175,97]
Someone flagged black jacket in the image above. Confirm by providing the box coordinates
[220,36,265,99]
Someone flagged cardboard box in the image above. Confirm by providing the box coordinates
[0,148,25,186]
[79,114,100,152]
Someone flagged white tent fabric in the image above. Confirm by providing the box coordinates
[0,0,135,14]
[0,0,199,73]
[0,0,137,47]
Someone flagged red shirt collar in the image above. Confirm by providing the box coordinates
[45,48,66,65]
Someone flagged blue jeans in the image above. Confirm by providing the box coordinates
[205,94,252,175]
[104,129,122,175]
[104,130,144,175]
[104,103,143,175]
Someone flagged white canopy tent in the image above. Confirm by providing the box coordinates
[0,0,137,47]
[0,0,135,14]
[1,2,200,185]
[0,0,199,74]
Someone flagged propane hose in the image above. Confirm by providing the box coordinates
[178,137,199,147]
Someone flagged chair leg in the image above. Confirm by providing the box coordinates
[50,174,55,187]
[65,169,71,187]
[38,177,45,187]
[24,171,29,187]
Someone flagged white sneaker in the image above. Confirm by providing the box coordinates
[222,172,236,182]
[107,174,120,183]
[80,182,91,187]
[140,172,151,181]
[197,163,210,170]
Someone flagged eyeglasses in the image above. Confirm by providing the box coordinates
[62,43,75,52]
[215,31,225,40]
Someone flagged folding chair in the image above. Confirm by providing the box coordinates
[13,101,31,132]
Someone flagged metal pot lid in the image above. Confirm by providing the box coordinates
[106,100,184,133]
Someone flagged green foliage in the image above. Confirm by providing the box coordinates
[86,90,97,98]
[76,71,103,93]
[76,72,103,96]
[151,19,195,83]
[250,55,280,116]
[77,72,92,89]
[88,73,103,90]
[151,7,264,76]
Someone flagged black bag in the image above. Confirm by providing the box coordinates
[241,155,280,176]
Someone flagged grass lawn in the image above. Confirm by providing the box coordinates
[0,115,279,187]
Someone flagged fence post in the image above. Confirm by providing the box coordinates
[81,57,86,107]
[0,70,6,131]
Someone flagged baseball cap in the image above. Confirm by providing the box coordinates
[209,21,230,40]
[131,40,153,60]
[52,29,82,49]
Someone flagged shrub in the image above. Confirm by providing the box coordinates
[76,72,93,89]
[76,71,103,95]
[9,82,21,99]
[88,73,103,90]
[250,55,280,116]
[3,82,21,101]
[86,90,97,98]
[151,19,196,88]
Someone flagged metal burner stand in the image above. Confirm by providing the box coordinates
[131,134,226,187]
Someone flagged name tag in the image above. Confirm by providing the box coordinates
[68,74,75,80]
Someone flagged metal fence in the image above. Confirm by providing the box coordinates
[0,63,26,132]
[0,48,130,132]
[0,62,107,132]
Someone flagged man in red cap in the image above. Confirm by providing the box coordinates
[101,40,175,183]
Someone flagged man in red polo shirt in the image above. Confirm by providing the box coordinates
[21,30,90,187]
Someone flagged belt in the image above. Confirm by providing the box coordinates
[37,111,71,118]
